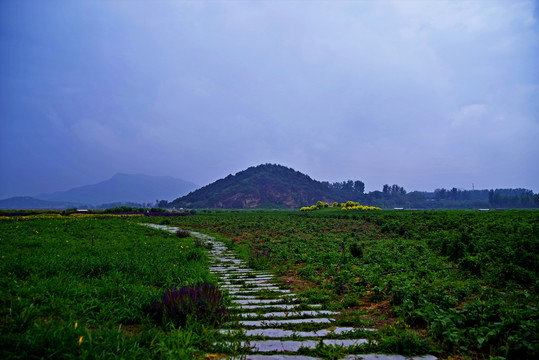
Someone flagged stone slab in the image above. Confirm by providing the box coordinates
[239,310,339,318]
[230,356,321,360]
[233,299,285,305]
[226,287,289,292]
[341,356,438,360]
[219,327,371,338]
[234,318,335,327]
[227,339,370,352]
[237,304,322,310]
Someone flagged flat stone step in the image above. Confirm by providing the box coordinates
[230,355,320,360]
[236,304,322,310]
[220,279,275,285]
[233,299,288,305]
[221,275,275,279]
[221,339,370,352]
[231,295,260,299]
[232,318,335,327]
[227,289,292,295]
[239,310,339,318]
[221,283,282,289]
[219,327,374,338]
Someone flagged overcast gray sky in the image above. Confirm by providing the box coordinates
[1,0,538,198]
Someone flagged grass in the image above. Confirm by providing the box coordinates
[0,213,225,359]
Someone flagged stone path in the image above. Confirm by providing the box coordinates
[144,224,437,360]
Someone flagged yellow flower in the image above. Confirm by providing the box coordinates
[75,322,78,329]
[78,336,83,345]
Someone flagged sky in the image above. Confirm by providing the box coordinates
[1,0,538,198]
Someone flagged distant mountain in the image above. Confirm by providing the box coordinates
[169,164,338,209]
[0,196,85,209]
[35,173,198,206]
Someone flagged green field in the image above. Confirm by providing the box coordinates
[1,210,538,359]
[0,213,220,358]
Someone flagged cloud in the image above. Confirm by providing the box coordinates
[451,104,488,128]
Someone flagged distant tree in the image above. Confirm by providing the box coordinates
[382,184,390,195]
[488,189,494,205]
[387,184,406,196]
[343,180,354,192]
[435,188,447,200]
[354,180,365,194]
[157,200,169,208]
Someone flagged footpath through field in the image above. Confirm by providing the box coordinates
[145,224,437,360]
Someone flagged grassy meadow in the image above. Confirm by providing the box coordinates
[1,209,538,359]
[0,213,219,359]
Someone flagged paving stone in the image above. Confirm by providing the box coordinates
[247,340,284,352]
[239,310,339,318]
[341,356,438,360]
[227,289,291,294]
[234,318,335,327]
[228,339,370,352]
[221,277,275,281]
[219,327,370,338]
[230,356,321,360]
[233,299,286,305]
[226,287,284,292]
[237,304,322,310]
[221,273,274,277]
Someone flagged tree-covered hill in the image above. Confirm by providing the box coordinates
[169,164,340,209]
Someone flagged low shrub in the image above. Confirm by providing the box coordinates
[152,283,228,327]
[175,229,190,238]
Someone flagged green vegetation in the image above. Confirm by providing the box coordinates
[0,213,219,359]
[2,209,537,359]
[154,209,538,359]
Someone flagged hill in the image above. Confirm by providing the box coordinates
[169,164,337,209]
[0,196,84,209]
[35,173,198,206]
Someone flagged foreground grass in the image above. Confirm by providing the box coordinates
[0,214,220,359]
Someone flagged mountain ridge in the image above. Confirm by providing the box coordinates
[0,196,85,210]
[34,173,198,206]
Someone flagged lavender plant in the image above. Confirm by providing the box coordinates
[175,229,190,238]
[152,283,228,327]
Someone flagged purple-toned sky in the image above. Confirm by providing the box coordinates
[1,0,538,198]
